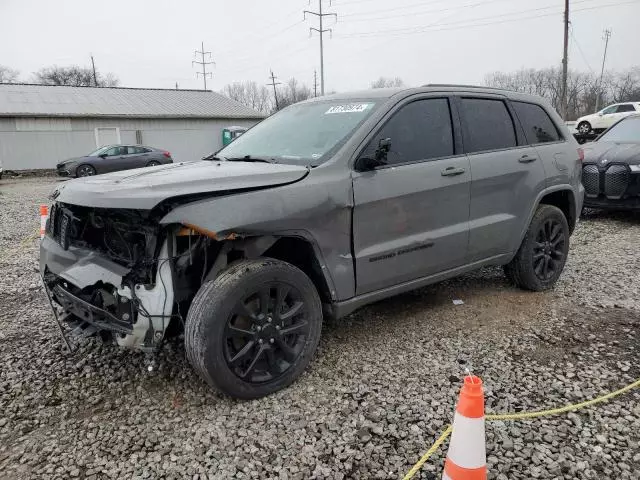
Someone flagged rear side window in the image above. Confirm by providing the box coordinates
[362,98,454,165]
[513,101,562,144]
[460,98,516,153]
[616,104,636,113]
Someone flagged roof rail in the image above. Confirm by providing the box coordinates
[423,83,513,92]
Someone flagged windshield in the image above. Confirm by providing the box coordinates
[598,117,640,143]
[218,100,380,165]
[87,146,110,156]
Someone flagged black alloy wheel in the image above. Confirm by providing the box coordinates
[533,218,566,281]
[76,164,96,177]
[504,204,570,291]
[224,283,310,383]
[185,258,322,399]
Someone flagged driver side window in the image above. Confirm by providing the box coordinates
[103,147,120,156]
[361,98,454,166]
[601,105,617,115]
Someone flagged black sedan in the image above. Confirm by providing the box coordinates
[581,115,640,210]
[56,145,173,177]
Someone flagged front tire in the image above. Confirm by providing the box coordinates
[504,204,570,291]
[185,258,322,399]
[76,164,96,177]
[577,121,591,135]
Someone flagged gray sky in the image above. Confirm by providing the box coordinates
[1,0,639,92]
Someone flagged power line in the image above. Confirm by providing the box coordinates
[192,41,215,90]
[333,1,639,39]
[340,0,511,22]
[596,29,612,111]
[304,0,337,96]
[267,70,282,110]
[340,0,457,18]
[569,27,595,74]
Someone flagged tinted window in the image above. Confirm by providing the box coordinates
[362,98,454,165]
[597,117,640,143]
[127,146,145,154]
[460,98,516,153]
[513,101,562,144]
[616,104,636,113]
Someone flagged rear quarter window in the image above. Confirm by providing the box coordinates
[512,101,562,144]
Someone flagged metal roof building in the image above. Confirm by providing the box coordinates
[0,84,264,171]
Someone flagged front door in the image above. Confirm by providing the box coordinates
[352,97,471,295]
[457,96,547,262]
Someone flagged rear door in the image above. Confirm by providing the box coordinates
[612,103,637,124]
[457,96,546,262]
[352,96,471,294]
[511,100,571,185]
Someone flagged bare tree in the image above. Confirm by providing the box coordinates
[484,66,640,120]
[32,65,119,87]
[370,76,405,89]
[275,78,313,111]
[0,65,20,83]
[222,81,272,114]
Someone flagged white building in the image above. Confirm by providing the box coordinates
[0,84,264,170]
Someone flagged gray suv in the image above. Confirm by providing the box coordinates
[40,85,584,398]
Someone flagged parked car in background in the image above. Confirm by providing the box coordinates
[576,102,640,135]
[581,114,640,210]
[0,158,3,180]
[56,145,173,177]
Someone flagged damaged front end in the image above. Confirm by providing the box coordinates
[41,202,181,351]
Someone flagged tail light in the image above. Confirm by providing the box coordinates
[163,151,171,158]
[577,147,584,163]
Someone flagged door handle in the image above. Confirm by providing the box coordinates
[518,154,537,163]
[441,166,466,176]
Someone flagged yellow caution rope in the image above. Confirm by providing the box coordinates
[403,377,640,480]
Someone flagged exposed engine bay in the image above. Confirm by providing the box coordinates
[42,202,224,351]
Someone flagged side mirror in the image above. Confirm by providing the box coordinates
[355,138,391,171]
[99,153,107,158]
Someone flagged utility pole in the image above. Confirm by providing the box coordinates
[90,55,98,87]
[313,70,318,97]
[304,1,337,96]
[267,70,282,110]
[595,29,612,111]
[175,82,179,90]
[561,0,569,119]
[192,41,214,90]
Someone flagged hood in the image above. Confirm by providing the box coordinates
[582,141,640,166]
[52,160,309,209]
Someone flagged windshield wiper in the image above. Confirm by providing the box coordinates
[225,155,275,164]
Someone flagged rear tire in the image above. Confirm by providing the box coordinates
[146,161,161,167]
[185,258,322,399]
[504,204,570,291]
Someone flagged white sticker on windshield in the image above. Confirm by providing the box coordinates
[325,103,372,114]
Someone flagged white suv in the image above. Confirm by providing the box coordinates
[576,102,640,134]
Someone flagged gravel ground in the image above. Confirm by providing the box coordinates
[0,177,638,480]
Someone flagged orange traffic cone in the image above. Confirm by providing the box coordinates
[442,375,487,480]
[40,205,49,239]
